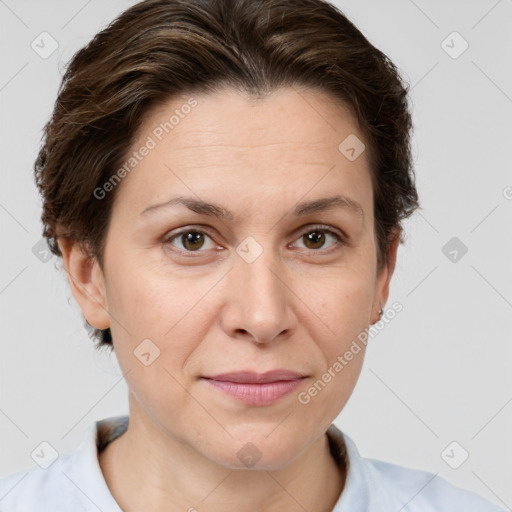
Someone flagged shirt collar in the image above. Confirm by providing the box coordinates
[62,416,127,511]
[67,415,372,511]
[327,423,382,510]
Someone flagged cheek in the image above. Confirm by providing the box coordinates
[106,260,218,384]
[106,256,193,333]
[296,275,372,420]
[301,264,375,335]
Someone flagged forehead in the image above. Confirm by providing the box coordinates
[136,86,361,149]
[113,86,372,220]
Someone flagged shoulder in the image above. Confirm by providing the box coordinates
[367,457,506,511]
[326,425,506,511]
[0,416,127,512]
[0,454,81,511]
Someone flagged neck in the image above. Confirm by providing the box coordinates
[99,403,346,512]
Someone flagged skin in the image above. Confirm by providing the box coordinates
[58,86,399,512]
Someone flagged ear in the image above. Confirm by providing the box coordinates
[371,228,400,324]
[57,237,110,331]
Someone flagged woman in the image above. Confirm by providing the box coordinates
[0,0,506,510]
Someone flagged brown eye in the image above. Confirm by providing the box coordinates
[165,229,215,252]
[293,227,345,251]
[302,231,327,250]
[181,231,205,251]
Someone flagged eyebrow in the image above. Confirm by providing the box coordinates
[140,194,364,221]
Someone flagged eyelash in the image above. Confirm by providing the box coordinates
[162,224,347,257]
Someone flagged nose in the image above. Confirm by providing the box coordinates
[219,246,297,344]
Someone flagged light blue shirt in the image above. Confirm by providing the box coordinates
[0,415,506,511]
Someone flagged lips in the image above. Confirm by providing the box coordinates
[203,370,306,384]
[201,370,307,405]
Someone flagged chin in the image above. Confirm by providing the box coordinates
[204,431,306,471]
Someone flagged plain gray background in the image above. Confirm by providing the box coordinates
[1,0,511,507]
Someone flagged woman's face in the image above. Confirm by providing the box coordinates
[74,86,396,469]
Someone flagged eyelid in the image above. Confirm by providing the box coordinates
[291,223,348,243]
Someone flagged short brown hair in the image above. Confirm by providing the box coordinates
[35,0,419,350]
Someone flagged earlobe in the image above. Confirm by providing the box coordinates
[57,237,110,331]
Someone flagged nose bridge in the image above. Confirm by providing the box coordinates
[224,236,295,342]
